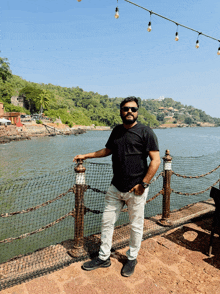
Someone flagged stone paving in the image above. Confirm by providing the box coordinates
[1,215,220,294]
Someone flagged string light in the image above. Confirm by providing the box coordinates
[115,0,119,19]
[115,7,119,19]
[175,24,179,41]
[217,43,220,55]
[147,21,152,32]
[124,0,220,55]
[195,33,201,49]
[175,32,179,41]
[147,12,152,32]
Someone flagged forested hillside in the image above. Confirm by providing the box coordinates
[1,56,219,127]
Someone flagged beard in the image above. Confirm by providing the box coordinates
[120,113,138,125]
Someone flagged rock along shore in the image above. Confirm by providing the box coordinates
[0,123,84,144]
[0,122,112,144]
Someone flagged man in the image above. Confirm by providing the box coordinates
[73,97,160,277]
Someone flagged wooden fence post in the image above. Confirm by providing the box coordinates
[158,150,173,227]
[69,159,87,257]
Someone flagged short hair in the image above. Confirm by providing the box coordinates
[120,97,139,109]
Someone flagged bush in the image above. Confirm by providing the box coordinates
[36,119,43,124]
[2,102,30,114]
[184,117,193,125]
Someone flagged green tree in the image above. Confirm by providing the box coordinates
[156,112,165,122]
[37,89,51,113]
[0,80,15,103]
[19,85,41,112]
[174,112,179,120]
[174,101,183,110]
[19,85,52,113]
[162,98,174,108]
[178,114,186,122]
[3,103,30,114]
[184,117,193,125]
[0,57,12,83]
[138,107,159,127]
[0,57,14,103]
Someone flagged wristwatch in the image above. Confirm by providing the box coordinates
[141,182,149,189]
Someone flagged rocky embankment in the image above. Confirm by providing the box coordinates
[0,123,86,144]
[158,122,216,129]
[0,125,30,144]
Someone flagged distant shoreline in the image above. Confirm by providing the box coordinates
[0,123,112,144]
[156,121,216,129]
[0,123,85,144]
[0,123,218,144]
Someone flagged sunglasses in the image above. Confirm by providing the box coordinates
[121,106,138,113]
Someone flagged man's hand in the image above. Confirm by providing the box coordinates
[73,148,112,163]
[129,184,145,196]
[73,154,87,162]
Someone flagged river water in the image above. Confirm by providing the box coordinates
[0,126,220,181]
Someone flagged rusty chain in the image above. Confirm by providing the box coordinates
[0,210,75,244]
[0,187,75,218]
[85,175,163,214]
[0,187,163,244]
[84,189,164,215]
[0,172,162,218]
[85,172,163,196]
[84,207,102,214]
[172,179,220,196]
[121,190,164,213]
[150,172,163,183]
[86,185,107,194]
[146,189,163,203]
[172,165,220,179]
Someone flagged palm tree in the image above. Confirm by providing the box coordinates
[37,90,50,115]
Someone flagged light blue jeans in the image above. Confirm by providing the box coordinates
[99,184,149,261]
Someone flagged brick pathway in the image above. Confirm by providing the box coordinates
[1,215,220,294]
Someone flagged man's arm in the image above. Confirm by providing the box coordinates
[73,148,112,162]
[129,150,161,195]
[142,150,161,184]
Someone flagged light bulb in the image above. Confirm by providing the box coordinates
[115,7,119,19]
[195,40,199,49]
[147,21,152,32]
[175,32,179,41]
[77,0,81,2]
[217,47,220,55]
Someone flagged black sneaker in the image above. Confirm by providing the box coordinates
[121,259,137,277]
[82,257,111,271]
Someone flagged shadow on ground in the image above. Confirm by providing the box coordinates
[164,216,220,269]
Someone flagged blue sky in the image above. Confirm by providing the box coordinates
[1,0,220,118]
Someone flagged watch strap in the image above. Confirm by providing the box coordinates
[141,181,149,189]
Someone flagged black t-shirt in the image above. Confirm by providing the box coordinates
[105,123,159,192]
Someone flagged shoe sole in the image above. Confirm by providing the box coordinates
[121,271,134,277]
[82,261,111,271]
